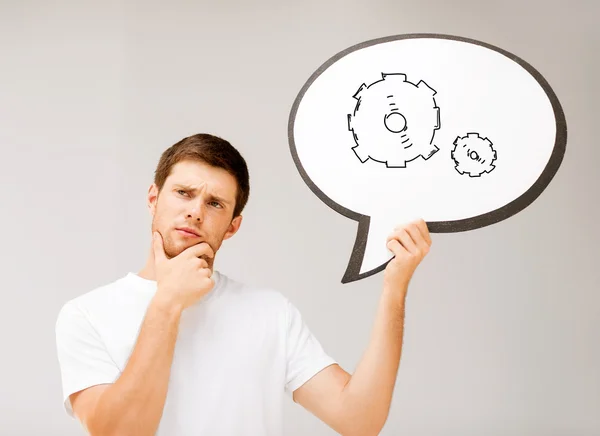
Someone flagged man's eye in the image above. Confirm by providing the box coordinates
[210,201,222,208]
[177,190,188,196]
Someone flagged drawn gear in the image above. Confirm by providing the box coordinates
[451,133,497,177]
[348,73,441,168]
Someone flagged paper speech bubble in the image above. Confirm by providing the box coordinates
[288,34,567,283]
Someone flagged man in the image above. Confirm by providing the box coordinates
[55,133,432,436]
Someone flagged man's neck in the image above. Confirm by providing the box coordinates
[137,252,157,281]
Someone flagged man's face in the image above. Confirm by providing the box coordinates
[147,160,242,263]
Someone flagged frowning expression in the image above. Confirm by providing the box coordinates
[148,160,242,261]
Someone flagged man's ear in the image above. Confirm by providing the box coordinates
[148,184,159,216]
[223,215,243,241]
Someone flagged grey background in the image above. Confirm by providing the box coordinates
[1,1,598,435]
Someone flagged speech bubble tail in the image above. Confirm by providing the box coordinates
[341,216,370,283]
[341,215,397,284]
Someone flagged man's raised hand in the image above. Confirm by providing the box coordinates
[152,231,215,310]
[384,219,432,292]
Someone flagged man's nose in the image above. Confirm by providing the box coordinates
[187,201,205,221]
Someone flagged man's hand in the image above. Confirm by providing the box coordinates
[152,231,215,310]
[384,219,432,291]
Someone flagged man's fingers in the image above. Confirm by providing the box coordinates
[195,258,209,270]
[199,267,213,278]
[184,242,215,260]
[386,239,403,257]
[388,219,432,258]
[394,228,418,254]
[387,229,415,256]
[152,232,168,264]
[414,219,432,246]
[405,222,429,254]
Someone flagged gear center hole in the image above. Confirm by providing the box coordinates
[384,112,407,133]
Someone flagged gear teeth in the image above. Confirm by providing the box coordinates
[385,159,408,168]
[467,132,478,139]
[352,84,366,100]
[381,73,407,82]
[428,106,440,131]
[424,145,439,159]
[352,145,369,163]
[417,80,437,96]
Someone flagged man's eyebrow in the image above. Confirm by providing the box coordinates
[208,194,232,205]
[174,184,232,205]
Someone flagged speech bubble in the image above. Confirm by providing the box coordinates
[288,34,567,283]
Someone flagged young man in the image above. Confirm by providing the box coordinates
[55,133,432,436]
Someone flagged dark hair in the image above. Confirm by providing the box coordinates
[154,133,250,217]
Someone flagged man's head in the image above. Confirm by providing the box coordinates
[147,134,249,263]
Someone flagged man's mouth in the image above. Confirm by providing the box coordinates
[176,228,200,237]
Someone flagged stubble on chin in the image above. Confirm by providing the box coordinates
[166,238,216,267]
[160,234,185,259]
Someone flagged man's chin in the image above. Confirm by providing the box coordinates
[168,240,207,257]
[163,242,189,259]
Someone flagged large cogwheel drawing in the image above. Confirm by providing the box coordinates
[451,133,497,177]
[347,73,441,168]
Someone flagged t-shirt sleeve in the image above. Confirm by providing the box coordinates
[55,301,121,418]
[284,299,337,395]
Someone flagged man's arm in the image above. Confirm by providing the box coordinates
[293,284,407,435]
[293,220,431,436]
[72,296,183,436]
[64,232,215,436]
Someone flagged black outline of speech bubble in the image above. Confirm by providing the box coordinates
[287,33,567,284]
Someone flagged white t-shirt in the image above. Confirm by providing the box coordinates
[55,270,337,435]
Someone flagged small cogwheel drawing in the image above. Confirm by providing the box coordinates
[451,133,497,177]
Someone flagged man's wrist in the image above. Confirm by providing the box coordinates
[151,291,184,319]
[383,277,409,299]
[383,280,410,305]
